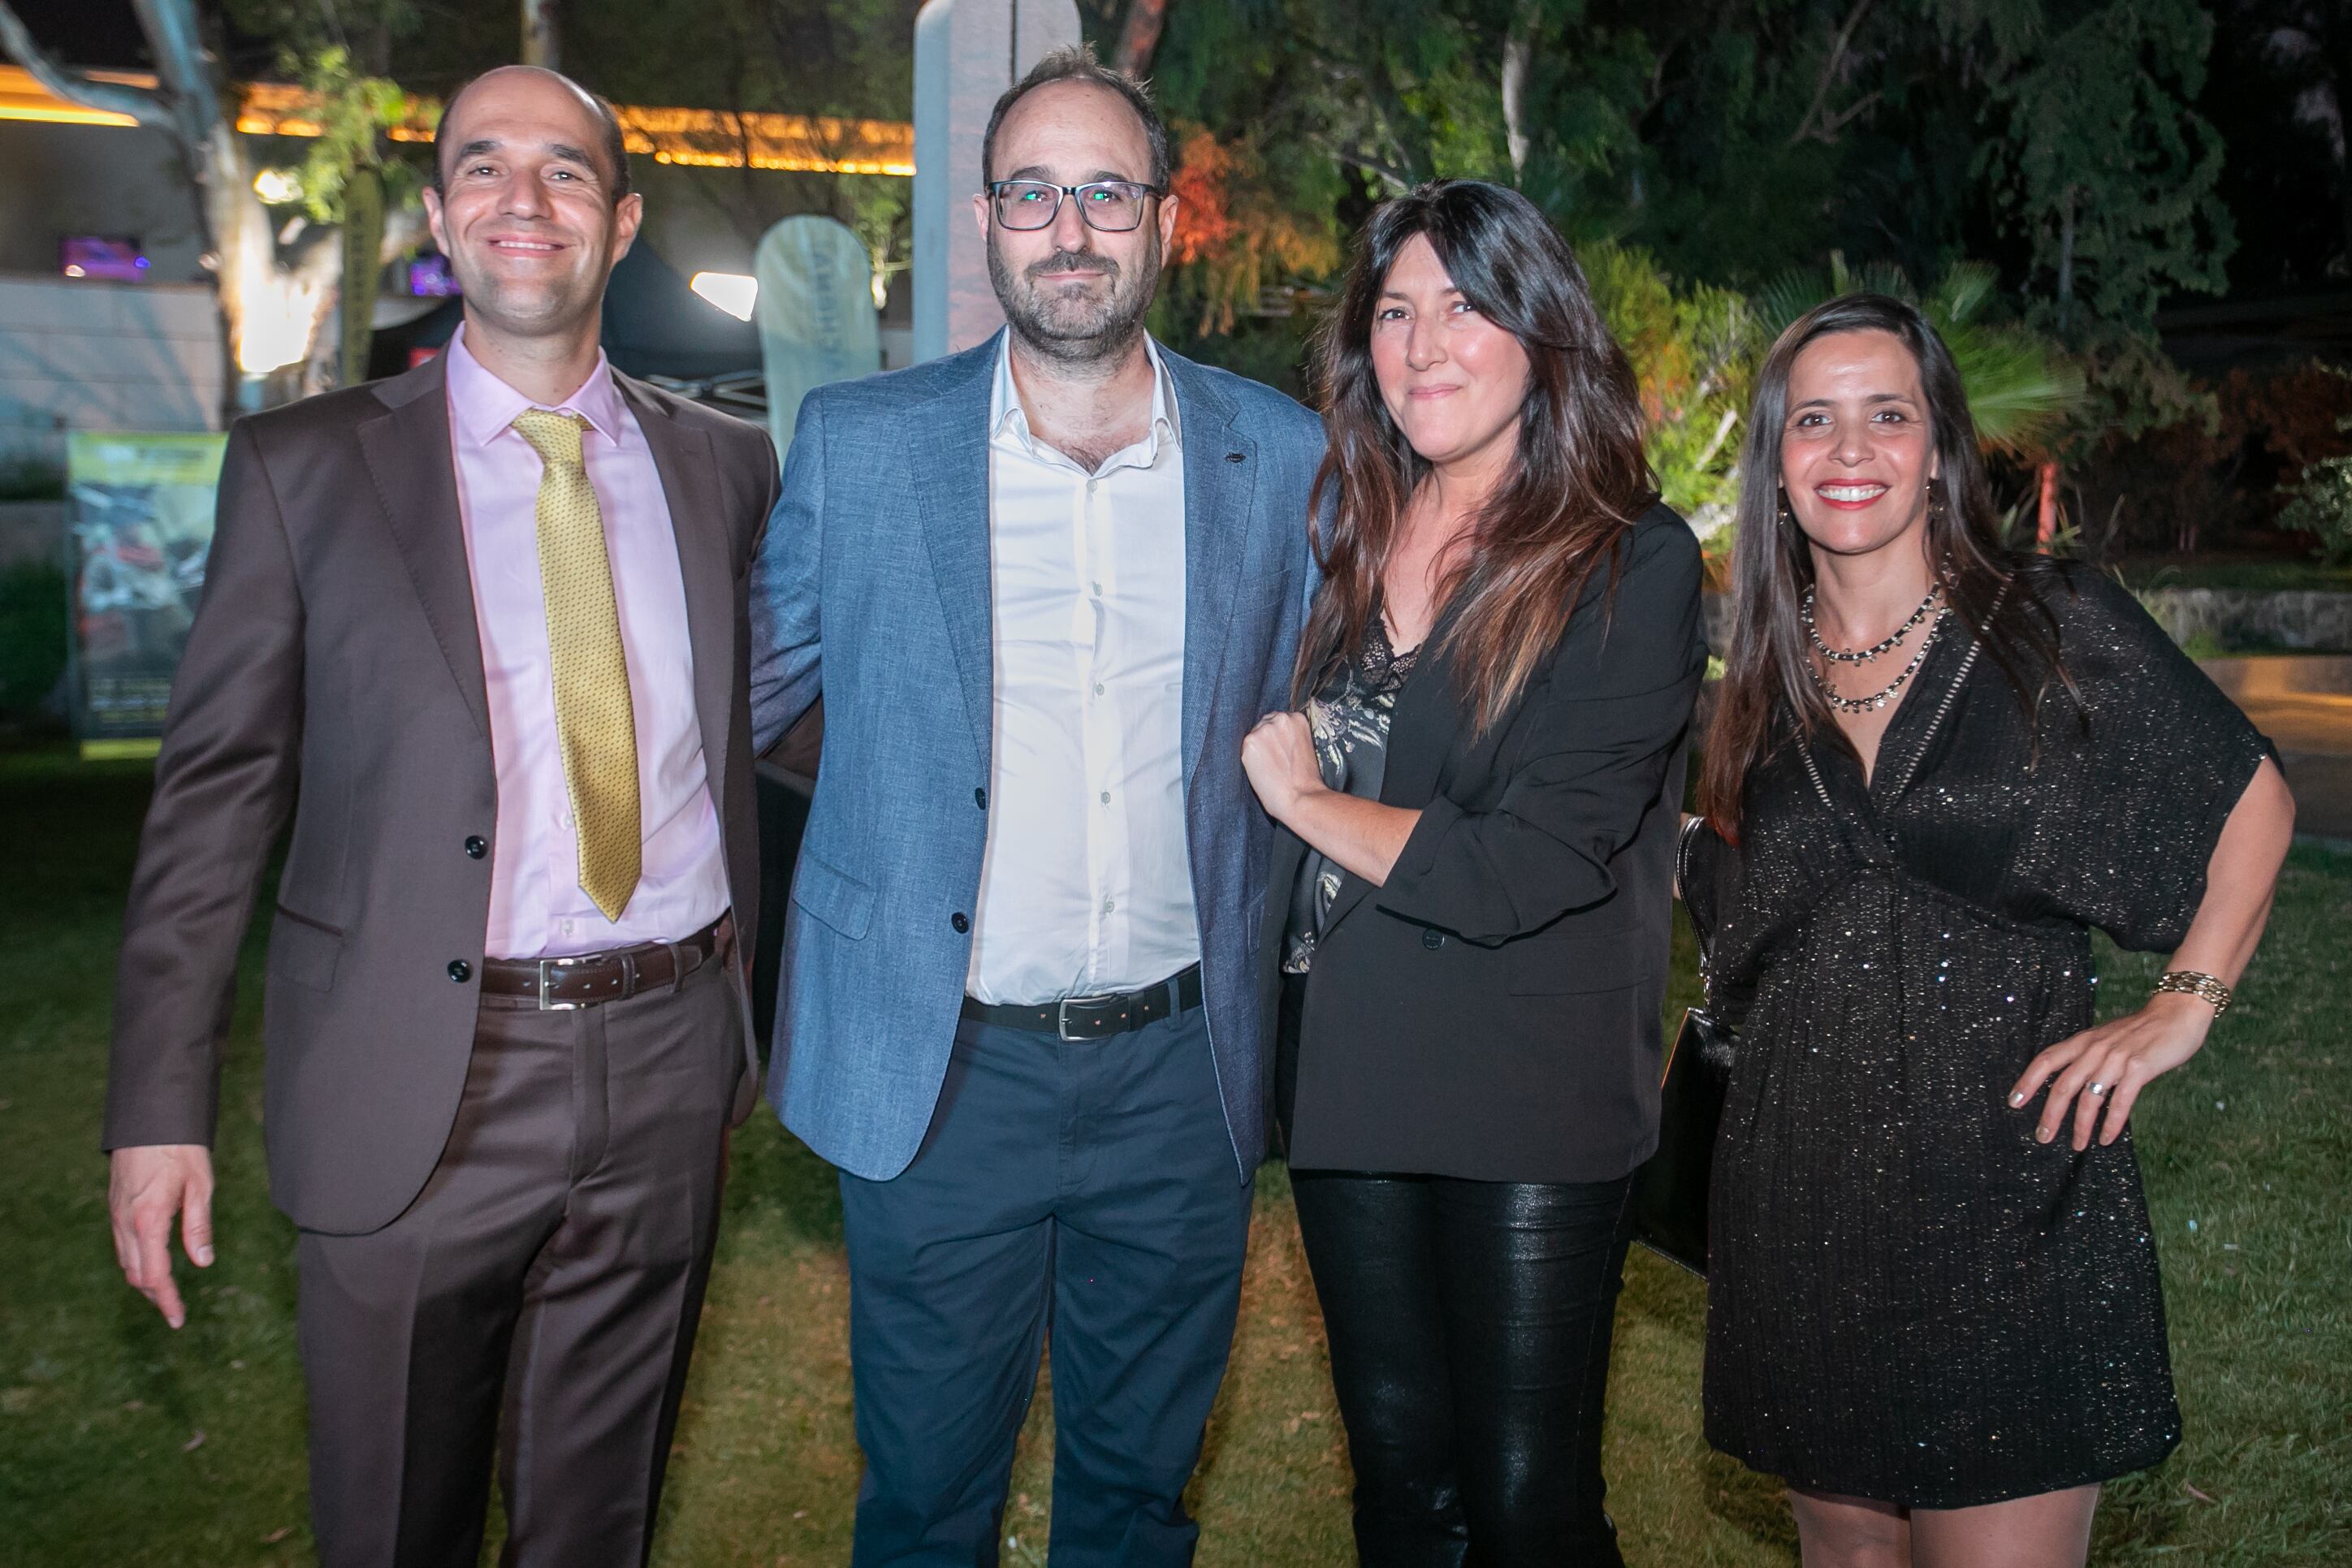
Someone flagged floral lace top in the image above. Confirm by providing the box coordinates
[1282,616,1420,974]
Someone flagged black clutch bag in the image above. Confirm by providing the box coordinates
[1632,818,1737,1278]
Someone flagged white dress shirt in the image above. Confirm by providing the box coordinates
[444,325,730,960]
[966,335,1200,1004]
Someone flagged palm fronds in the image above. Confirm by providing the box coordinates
[1749,252,2082,457]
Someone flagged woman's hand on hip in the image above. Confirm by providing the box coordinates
[1242,711,1323,825]
[2008,991,2216,1151]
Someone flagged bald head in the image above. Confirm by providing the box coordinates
[434,66,630,203]
[421,63,643,366]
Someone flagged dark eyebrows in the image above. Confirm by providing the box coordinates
[447,136,600,178]
[998,165,1147,185]
[1790,391,1922,411]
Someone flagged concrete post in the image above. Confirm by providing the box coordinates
[910,0,1082,362]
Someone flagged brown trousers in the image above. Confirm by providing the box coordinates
[296,953,740,1568]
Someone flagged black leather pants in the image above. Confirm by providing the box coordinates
[1291,1168,1636,1568]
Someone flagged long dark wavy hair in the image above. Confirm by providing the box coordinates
[1697,294,2071,839]
[1299,179,1657,736]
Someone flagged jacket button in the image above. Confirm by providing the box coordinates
[1422,930,1445,950]
[447,959,473,982]
[464,835,487,859]
[950,912,970,934]
[974,788,987,809]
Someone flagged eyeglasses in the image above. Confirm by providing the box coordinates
[987,179,1162,233]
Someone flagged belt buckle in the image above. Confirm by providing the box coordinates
[1060,993,1131,1042]
[1056,991,1139,1041]
[537,954,590,1011]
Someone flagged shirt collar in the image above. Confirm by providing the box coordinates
[988,330,1182,465]
[444,321,626,451]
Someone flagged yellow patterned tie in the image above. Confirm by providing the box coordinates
[512,409,640,921]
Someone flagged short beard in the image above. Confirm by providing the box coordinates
[988,236,1159,370]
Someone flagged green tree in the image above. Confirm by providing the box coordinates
[280,47,434,389]
[1976,0,2233,340]
[225,2,437,393]
[2279,430,2352,566]
[1752,253,2082,456]
[1580,240,1752,532]
[1126,0,2250,563]
[1967,1,2234,538]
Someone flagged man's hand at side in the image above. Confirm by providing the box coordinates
[108,1144,215,1328]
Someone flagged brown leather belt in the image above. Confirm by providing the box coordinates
[482,913,733,1009]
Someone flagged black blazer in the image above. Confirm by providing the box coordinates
[1265,503,1706,1183]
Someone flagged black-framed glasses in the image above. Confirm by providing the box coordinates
[987,179,1162,232]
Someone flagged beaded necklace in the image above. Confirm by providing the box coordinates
[1806,605,1948,715]
[1802,581,1942,664]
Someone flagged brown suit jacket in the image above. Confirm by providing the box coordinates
[102,353,780,1236]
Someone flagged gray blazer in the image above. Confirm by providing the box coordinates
[103,355,780,1235]
[749,331,1325,1181]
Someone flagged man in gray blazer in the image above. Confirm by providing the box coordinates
[103,67,776,1566]
[750,45,1323,1566]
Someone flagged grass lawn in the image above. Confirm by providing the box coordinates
[1,741,2345,1566]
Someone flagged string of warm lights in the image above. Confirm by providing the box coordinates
[0,65,914,176]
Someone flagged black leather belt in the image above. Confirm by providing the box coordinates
[961,963,1204,1041]
[482,913,733,1009]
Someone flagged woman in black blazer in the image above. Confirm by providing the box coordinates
[1243,181,1703,1566]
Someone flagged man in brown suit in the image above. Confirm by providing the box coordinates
[102,67,776,1567]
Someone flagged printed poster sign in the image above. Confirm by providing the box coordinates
[66,431,226,747]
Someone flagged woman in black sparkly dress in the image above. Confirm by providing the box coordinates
[1682,296,2296,1567]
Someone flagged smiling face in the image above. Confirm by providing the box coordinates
[1369,233,1533,474]
[423,67,641,347]
[1779,328,1940,559]
[974,80,1176,363]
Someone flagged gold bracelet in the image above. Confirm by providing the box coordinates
[2154,970,2233,1017]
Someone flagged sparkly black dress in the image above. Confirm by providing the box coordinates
[1684,567,2271,1509]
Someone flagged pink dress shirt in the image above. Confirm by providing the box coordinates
[444,325,729,959]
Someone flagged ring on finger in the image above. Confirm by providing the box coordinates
[2087,1082,2108,1096]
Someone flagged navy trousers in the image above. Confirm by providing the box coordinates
[837,1003,1252,1568]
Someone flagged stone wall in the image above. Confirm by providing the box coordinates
[2135,589,2352,653]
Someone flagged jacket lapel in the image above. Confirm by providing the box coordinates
[914,339,1257,777]
[1377,618,1465,808]
[358,356,489,737]
[1167,351,1256,790]
[1320,604,1466,936]
[910,338,1002,760]
[620,375,736,820]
